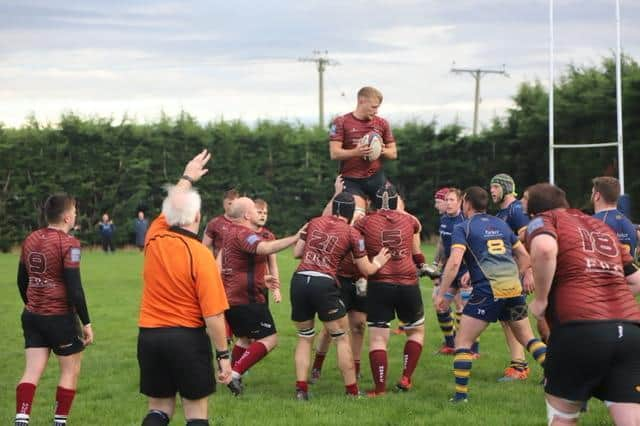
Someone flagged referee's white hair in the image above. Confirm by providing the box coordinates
[162,184,201,226]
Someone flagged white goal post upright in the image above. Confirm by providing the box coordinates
[548,0,625,194]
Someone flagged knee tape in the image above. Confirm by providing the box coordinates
[402,317,425,330]
[460,288,472,302]
[367,321,391,329]
[297,327,315,338]
[545,399,580,426]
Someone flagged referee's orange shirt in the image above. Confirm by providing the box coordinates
[139,215,229,328]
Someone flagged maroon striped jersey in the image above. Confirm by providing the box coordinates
[221,222,268,305]
[20,228,81,315]
[329,113,395,178]
[526,208,640,327]
[337,253,358,278]
[354,210,420,285]
[296,216,367,281]
[204,215,232,255]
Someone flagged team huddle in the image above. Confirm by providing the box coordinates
[13,87,640,426]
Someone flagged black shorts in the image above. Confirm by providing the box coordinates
[544,321,640,403]
[290,273,346,322]
[22,310,84,356]
[343,170,388,201]
[366,282,424,326]
[225,304,277,339]
[338,276,367,313]
[138,327,215,399]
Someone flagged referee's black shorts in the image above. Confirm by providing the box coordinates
[545,321,640,403]
[138,327,214,399]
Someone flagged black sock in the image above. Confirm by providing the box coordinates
[142,410,170,426]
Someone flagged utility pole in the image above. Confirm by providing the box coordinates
[451,65,508,135]
[299,50,339,129]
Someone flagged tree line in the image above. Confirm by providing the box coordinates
[1,56,638,251]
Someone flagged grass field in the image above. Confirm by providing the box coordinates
[1,247,613,425]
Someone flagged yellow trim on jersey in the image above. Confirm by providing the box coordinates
[451,244,467,250]
[513,240,522,249]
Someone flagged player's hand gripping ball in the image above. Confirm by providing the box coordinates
[360,131,383,161]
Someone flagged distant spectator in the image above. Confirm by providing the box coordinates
[134,211,149,251]
[98,213,116,253]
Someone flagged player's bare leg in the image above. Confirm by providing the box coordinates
[507,318,547,372]
[607,402,640,426]
[348,310,367,379]
[451,315,489,402]
[498,321,529,382]
[51,351,83,426]
[15,348,50,425]
[310,327,331,384]
[368,324,391,396]
[324,316,359,396]
[294,320,315,400]
[396,322,425,392]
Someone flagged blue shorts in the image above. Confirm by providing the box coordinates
[462,287,528,323]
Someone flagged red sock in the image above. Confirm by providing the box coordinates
[16,382,36,415]
[345,382,359,395]
[232,341,268,375]
[312,351,326,370]
[369,350,387,393]
[231,345,247,367]
[296,381,308,392]
[402,340,423,379]
[54,386,76,417]
[354,360,361,377]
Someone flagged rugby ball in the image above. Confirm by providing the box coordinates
[361,131,383,161]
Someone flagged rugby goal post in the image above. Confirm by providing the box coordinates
[548,0,629,214]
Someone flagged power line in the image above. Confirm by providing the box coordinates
[451,63,508,135]
[299,50,339,129]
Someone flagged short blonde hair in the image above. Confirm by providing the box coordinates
[357,86,383,103]
[162,185,202,226]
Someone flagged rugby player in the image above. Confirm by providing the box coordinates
[526,183,640,425]
[254,198,281,304]
[310,177,368,384]
[137,150,231,426]
[436,186,546,403]
[291,191,390,400]
[591,176,637,256]
[490,173,534,381]
[433,188,472,356]
[329,86,398,215]
[15,193,93,426]
[221,197,305,396]
[354,184,427,396]
[202,189,239,258]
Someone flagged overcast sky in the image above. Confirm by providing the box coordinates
[1,0,638,131]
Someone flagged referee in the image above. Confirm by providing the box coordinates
[138,150,231,426]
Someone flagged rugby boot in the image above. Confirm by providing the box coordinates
[435,344,456,355]
[394,376,412,392]
[295,388,309,401]
[227,376,244,396]
[309,368,321,384]
[449,395,469,404]
[497,366,529,382]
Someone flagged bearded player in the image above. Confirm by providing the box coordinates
[329,86,398,215]
[490,173,534,382]
[355,184,427,396]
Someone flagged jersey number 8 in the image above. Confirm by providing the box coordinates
[487,239,506,255]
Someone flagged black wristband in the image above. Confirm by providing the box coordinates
[180,175,195,184]
[216,349,230,360]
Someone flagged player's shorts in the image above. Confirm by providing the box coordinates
[462,286,527,323]
[290,272,346,322]
[225,303,277,340]
[366,282,424,325]
[338,275,367,313]
[545,321,640,403]
[342,170,388,201]
[22,310,84,356]
[137,326,214,399]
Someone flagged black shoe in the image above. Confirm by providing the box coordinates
[227,376,243,396]
[295,388,309,401]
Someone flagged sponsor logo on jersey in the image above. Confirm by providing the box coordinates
[246,234,260,245]
[329,124,337,137]
[70,247,81,262]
